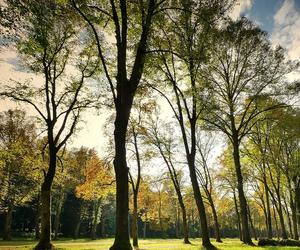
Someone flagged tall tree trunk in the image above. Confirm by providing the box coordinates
[233,191,242,241]
[189,157,213,248]
[293,180,300,240]
[188,160,213,248]
[108,0,156,247]
[232,138,253,245]
[3,204,13,241]
[295,184,300,227]
[177,191,190,244]
[290,187,299,240]
[175,204,180,238]
[110,94,133,250]
[263,175,273,239]
[247,205,257,240]
[170,64,213,248]
[283,195,293,239]
[35,146,56,250]
[36,185,52,249]
[273,204,280,239]
[277,204,288,239]
[207,193,222,242]
[130,128,141,248]
[53,192,65,240]
[132,192,138,247]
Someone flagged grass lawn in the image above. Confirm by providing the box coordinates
[0,238,300,250]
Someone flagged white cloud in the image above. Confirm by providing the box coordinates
[271,0,300,60]
[230,0,254,20]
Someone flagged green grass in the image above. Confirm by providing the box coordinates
[0,238,299,250]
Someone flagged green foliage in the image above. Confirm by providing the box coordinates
[0,109,41,211]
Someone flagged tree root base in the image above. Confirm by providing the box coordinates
[34,242,54,250]
[109,242,133,250]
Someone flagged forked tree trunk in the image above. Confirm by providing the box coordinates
[108,0,156,247]
[3,204,13,241]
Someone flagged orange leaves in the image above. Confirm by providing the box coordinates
[75,150,115,201]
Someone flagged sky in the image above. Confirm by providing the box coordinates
[231,0,300,60]
[0,0,299,158]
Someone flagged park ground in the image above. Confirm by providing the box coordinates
[0,238,300,250]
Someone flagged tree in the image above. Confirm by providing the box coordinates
[0,109,41,240]
[136,177,155,239]
[71,1,168,248]
[200,18,295,244]
[243,104,300,240]
[51,149,84,240]
[264,108,299,239]
[1,1,99,248]
[217,146,252,240]
[146,117,190,243]
[69,147,91,239]
[127,94,155,248]
[244,117,274,239]
[76,150,115,240]
[195,131,222,242]
[148,1,232,248]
